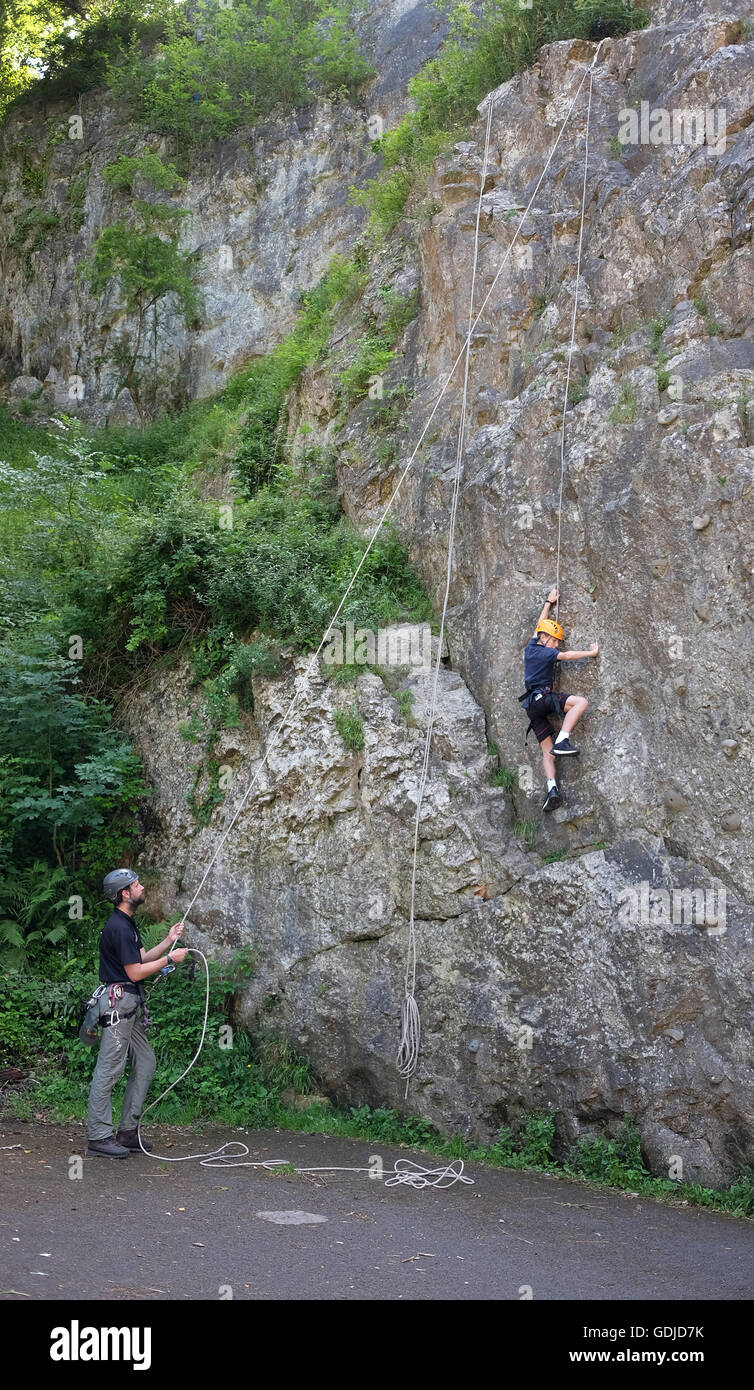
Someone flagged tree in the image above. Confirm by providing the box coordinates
[85,153,200,411]
[0,635,145,876]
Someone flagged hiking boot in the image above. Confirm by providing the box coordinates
[116,1129,153,1152]
[542,785,562,813]
[88,1137,130,1159]
[553,736,579,756]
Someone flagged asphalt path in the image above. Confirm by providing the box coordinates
[0,1120,751,1301]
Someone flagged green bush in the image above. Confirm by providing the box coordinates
[94,486,428,669]
[339,336,396,407]
[491,766,517,788]
[230,254,366,491]
[351,0,648,235]
[2,0,372,130]
[0,862,71,972]
[103,151,184,195]
[9,208,60,279]
[1,0,173,119]
[564,1116,648,1187]
[106,0,374,146]
[0,634,146,882]
[0,961,95,1066]
[0,251,429,696]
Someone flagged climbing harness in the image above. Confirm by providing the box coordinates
[132,38,607,1169]
[519,687,561,746]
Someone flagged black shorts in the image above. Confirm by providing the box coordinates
[528,690,569,744]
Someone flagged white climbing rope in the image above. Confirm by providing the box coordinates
[398,92,495,1089]
[136,39,607,1160]
[136,948,473,1188]
[554,38,605,621]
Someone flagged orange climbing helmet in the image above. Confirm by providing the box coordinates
[536,618,564,642]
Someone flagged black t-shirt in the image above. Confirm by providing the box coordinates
[99,908,144,997]
[523,636,560,691]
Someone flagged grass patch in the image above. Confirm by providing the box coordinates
[514,817,537,847]
[532,290,549,319]
[491,766,517,789]
[395,688,417,725]
[693,297,723,337]
[608,314,642,350]
[608,380,638,425]
[649,314,671,353]
[334,705,364,751]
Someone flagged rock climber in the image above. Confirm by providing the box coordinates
[86,869,187,1159]
[519,588,599,813]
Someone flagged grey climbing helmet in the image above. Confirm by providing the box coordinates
[103,867,139,902]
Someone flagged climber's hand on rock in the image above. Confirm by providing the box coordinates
[590,642,599,656]
[548,588,559,604]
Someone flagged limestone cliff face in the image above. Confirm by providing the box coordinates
[124,643,752,1189]
[328,7,754,893]
[0,0,447,421]
[5,0,754,1182]
[271,6,754,1185]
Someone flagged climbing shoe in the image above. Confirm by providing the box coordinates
[116,1129,153,1152]
[542,785,562,813]
[553,736,579,756]
[87,1137,130,1159]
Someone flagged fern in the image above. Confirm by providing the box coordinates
[0,862,71,970]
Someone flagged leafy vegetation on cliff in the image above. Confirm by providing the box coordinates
[0,241,429,963]
[351,0,649,233]
[0,0,373,129]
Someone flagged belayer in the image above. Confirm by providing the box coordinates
[519,588,599,813]
[85,869,187,1159]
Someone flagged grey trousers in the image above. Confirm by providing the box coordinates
[87,994,156,1140]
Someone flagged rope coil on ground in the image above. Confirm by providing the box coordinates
[137,949,472,1188]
